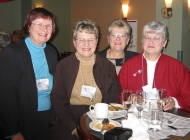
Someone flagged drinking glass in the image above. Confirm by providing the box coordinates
[157,89,167,110]
[135,90,146,119]
[122,89,133,119]
[148,109,163,132]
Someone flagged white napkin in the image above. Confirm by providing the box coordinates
[122,114,149,140]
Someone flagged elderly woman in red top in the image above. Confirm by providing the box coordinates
[118,21,190,112]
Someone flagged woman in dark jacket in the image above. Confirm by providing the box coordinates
[0,8,58,140]
[50,19,120,140]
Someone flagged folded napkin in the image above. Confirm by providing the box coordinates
[122,114,149,140]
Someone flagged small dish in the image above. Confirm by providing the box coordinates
[89,120,121,132]
[108,103,125,113]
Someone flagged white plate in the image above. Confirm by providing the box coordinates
[89,120,121,132]
[88,110,114,119]
[108,103,125,113]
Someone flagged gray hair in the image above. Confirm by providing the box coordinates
[142,21,168,40]
[0,29,11,48]
[107,19,131,37]
[72,19,99,40]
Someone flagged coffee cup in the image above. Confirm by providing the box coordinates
[89,103,108,118]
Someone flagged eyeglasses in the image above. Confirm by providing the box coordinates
[75,38,97,45]
[109,34,127,40]
[143,36,164,43]
[32,23,54,30]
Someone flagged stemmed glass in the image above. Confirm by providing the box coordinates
[157,89,167,110]
[122,89,133,119]
[135,90,146,119]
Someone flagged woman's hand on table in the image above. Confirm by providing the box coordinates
[163,97,175,111]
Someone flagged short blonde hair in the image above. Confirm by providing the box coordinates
[108,19,131,37]
[72,19,99,40]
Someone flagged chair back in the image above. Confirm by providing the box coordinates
[60,52,73,59]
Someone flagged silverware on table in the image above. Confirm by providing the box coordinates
[100,118,109,132]
[168,125,178,130]
[168,125,190,130]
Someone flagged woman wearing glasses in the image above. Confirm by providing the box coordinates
[50,19,120,140]
[0,8,58,140]
[97,19,138,74]
[118,21,190,112]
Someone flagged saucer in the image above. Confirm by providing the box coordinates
[88,110,114,119]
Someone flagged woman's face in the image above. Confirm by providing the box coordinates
[29,18,53,46]
[107,27,129,52]
[73,31,97,58]
[142,32,167,56]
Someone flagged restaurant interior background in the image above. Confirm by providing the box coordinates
[0,0,190,70]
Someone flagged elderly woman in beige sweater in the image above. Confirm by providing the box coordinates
[50,19,120,140]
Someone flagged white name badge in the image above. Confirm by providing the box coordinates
[80,85,96,101]
[36,78,50,91]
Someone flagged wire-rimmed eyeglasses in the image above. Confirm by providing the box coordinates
[109,34,127,40]
[143,36,164,43]
[75,38,97,45]
[32,23,54,30]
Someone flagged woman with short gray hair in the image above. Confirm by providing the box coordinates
[0,29,11,52]
[118,21,190,112]
[142,21,168,41]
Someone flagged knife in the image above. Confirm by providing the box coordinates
[168,125,190,130]
[168,125,177,130]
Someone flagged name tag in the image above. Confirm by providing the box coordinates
[36,78,50,91]
[80,85,96,101]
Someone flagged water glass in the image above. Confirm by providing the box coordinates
[136,102,145,119]
[148,102,158,120]
[148,109,163,132]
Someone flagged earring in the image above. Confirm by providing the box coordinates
[163,46,166,50]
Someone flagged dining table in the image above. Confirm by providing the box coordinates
[76,108,190,140]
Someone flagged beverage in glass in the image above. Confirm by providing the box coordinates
[122,89,133,119]
[157,89,167,110]
[135,90,146,118]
